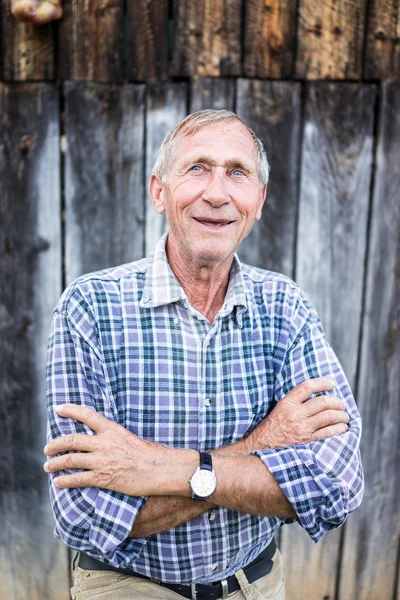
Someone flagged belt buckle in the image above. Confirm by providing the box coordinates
[191,583,197,600]
[221,579,229,599]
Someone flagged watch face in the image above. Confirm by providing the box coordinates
[191,469,216,497]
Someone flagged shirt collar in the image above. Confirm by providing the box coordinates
[140,233,248,326]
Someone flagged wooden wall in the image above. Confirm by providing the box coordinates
[0,1,399,600]
[1,0,400,82]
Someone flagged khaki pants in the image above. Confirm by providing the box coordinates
[71,549,285,600]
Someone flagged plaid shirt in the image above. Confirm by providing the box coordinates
[46,233,363,584]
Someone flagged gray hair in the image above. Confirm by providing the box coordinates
[152,109,270,187]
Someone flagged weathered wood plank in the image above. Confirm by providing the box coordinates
[282,82,376,600]
[171,0,242,77]
[243,0,297,78]
[57,0,124,82]
[296,0,367,79]
[145,83,188,254]
[64,82,145,284]
[338,81,400,600]
[1,0,54,80]
[0,83,67,599]
[295,82,375,382]
[127,0,169,82]
[235,79,301,278]
[190,78,235,112]
[364,0,400,79]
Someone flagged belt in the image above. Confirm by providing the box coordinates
[78,538,276,600]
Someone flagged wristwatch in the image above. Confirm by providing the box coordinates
[189,452,216,501]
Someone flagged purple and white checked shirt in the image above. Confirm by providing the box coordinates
[46,233,363,584]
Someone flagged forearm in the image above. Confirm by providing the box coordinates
[128,441,248,538]
[129,440,294,538]
[129,496,213,538]
[211,453,295,518]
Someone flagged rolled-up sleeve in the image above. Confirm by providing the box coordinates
[253,289,364,543]
[46,289,147,565]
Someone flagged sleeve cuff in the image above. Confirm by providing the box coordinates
[253,446,348,542]
[87,490,148,564]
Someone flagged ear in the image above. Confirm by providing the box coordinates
[255,185,267,221]
[149,174,166,214]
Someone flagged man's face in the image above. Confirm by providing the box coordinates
[150,121,267,266]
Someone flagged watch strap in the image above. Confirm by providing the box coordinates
[199,452,213,471]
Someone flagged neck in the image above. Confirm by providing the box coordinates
[166,239,233,324]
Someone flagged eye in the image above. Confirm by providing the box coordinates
[232,169,245,177]
[190,165,203,173]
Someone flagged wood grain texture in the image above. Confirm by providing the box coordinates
[57,0,124,82]
[1,0,54,80]
[127,0,169,82]
[296,0,367,79]
[145,83,187,254]
[64,82,145,284]
[171,0,242,77]
[243,0,297,78]
[295,82,375,385]
[235,79,301,278]
[282,82,376,600]
[190,78,235,111]
[364,0,400,79]
[338,81,400,600]
[0,83,67,599]
[282,525,341,600]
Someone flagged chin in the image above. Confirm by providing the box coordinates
[191,241,236,263]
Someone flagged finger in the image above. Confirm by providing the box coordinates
[54,404,117,434]
[52,470,95,489]
[44,433,97,456]
[311,422,349,441]
[309,409,350,432]
[285,378,336,404]
[44,452,94,474]
[305,395,345,417]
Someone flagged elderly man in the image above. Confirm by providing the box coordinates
[44,110,363,600]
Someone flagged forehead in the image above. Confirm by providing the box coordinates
[173,121,257,166]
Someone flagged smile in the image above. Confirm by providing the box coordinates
[193,218,235,230]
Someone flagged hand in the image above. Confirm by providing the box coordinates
[43,404,196,496]
[245,377,350,451]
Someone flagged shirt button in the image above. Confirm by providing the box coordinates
[212,563,219,571]
[173,317,179,324]
[205,398,212,407]
[209,511,216,521]
[228,322,232,330]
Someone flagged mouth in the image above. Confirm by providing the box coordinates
[193,217,235,230]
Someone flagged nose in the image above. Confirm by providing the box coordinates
[202,169,230,208]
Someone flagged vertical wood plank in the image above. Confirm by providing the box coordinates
[57,0,124,82]
[64,82,145,284]
[296,82,375,381]
[145,83,188,254]
[1,0,54,80]
[190,78,235,112]
[282,82,376,600]
[0,83,67,599]
[243,0,297,78]
[235,79,301,278]
[171,0,242,77]
[127,0,169,82]
[296,0,367,80]
[338,81,400,600]
[364,0,400,79]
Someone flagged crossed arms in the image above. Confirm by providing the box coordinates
[45,292,363,555]
[45,378,350,538]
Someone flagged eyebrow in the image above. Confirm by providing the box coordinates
[179,155,254,173]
